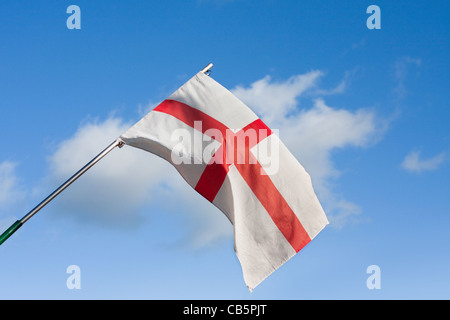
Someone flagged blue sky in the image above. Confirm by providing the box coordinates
[0,0,449,299]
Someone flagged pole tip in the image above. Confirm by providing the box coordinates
[200,63,214,75]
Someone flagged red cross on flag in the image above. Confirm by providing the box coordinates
[120,70,328,291]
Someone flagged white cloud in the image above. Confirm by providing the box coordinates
[401,151,445,173]
[0,161,24,208]
[232,74,383,227]
[232,71,323,125]
[281,98,377,182]
[46,117,169,227]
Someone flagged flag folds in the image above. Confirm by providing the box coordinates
[120,71,328,291]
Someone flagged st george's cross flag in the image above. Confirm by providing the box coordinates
[120,70,328,291]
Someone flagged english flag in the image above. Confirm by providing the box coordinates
[120,70,328,291]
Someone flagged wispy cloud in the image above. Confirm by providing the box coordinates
[401,150,445,173]
[0,161,24,208]
[393,56,421,100]
[0,161,25,230]
[313,79,346,96]
[311,69,358,96]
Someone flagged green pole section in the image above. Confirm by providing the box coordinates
[0,220,23,246]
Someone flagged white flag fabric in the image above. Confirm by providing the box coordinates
[120,71,328,291]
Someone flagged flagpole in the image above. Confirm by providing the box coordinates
[0,138,124,246]
[0,62,214,247]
